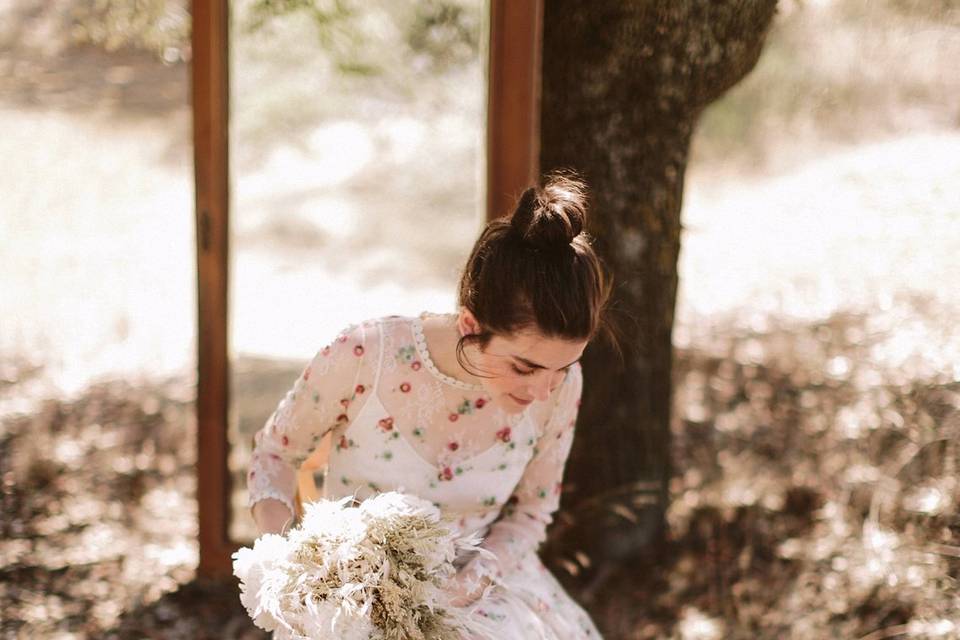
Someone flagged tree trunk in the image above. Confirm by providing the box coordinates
[539,0,778,588]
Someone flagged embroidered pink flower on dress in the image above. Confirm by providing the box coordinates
[353,345,364,356]
[400,382,411,393]
[448,441,459,451]
[496,427,511,443]
[411,361,421,371]
[355,384,365,394]
[378,417,394,432]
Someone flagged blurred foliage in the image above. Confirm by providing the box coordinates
[228,0,484,168]
[63,0,482,73]
[59,0,960,172]
[405,0,481,71]
[239,0,480,76]
[692,0,960,173]
[240,0,375,74]
[874,0,960,23]
[68,0,190,61]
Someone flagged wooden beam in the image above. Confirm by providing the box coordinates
[191,0,234,579]
[486,0,544,221]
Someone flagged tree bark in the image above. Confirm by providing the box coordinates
[539,0,778,587]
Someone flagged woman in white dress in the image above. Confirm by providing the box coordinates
[247,172,612,639]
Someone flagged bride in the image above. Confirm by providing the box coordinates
[246,171,612,638]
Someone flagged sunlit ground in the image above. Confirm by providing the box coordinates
[2,1,959,638]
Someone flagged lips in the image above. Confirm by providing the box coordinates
[509,393,533,405]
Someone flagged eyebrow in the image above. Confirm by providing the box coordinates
[513,355,581,371]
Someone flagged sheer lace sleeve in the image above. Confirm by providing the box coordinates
[246,322,374,517]
[460,363,583,591]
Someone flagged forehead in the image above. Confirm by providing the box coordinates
[488,330,587,365]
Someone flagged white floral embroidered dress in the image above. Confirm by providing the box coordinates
[247,313,603,639]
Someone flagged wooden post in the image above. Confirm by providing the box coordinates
[192,0,235,579]
[486,0,543,221]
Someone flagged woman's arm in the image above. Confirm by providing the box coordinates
[247,322,373,536]
[252,497,296,536]
[457,364,583,593]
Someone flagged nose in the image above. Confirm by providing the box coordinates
[530,371,559,402]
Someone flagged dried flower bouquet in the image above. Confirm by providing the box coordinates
[233,491,497,640]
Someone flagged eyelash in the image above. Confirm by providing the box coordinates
[511,364,570,377]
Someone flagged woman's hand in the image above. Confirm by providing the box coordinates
[448,570,494,607]
[251,498,295,536]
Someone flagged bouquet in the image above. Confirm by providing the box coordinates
[233,491,498,640]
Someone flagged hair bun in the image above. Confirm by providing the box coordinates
[509,173,587,250]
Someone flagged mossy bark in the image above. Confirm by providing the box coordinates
[539,0,778,586]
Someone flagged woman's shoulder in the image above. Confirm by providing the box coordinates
[355,313,418,340]
[322,314,421,349]
[360,311,456,338]
[374,314,417,328]
[332,313,407,332]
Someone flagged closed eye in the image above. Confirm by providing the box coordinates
[511,363,572,377]
[511,364,535,376]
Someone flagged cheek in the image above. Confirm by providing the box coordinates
[475,354,515,390]
[483,376,518,397]
[477,366,522,397]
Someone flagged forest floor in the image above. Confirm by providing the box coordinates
[3,1,960,639]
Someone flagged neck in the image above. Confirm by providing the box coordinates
[421,313,483,388]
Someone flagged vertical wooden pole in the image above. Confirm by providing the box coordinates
[192,0,234,579]
[486,0,544,221]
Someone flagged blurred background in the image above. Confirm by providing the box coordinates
[1,0,959,638]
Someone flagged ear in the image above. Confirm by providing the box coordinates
[457,308,482,337]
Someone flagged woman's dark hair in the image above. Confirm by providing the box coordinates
[456,170,613,365]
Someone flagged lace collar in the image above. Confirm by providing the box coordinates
[410,312,485,392]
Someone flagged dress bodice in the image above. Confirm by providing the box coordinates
[248,313,583,586]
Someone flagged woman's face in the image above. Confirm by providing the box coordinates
[458,311,587,414]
